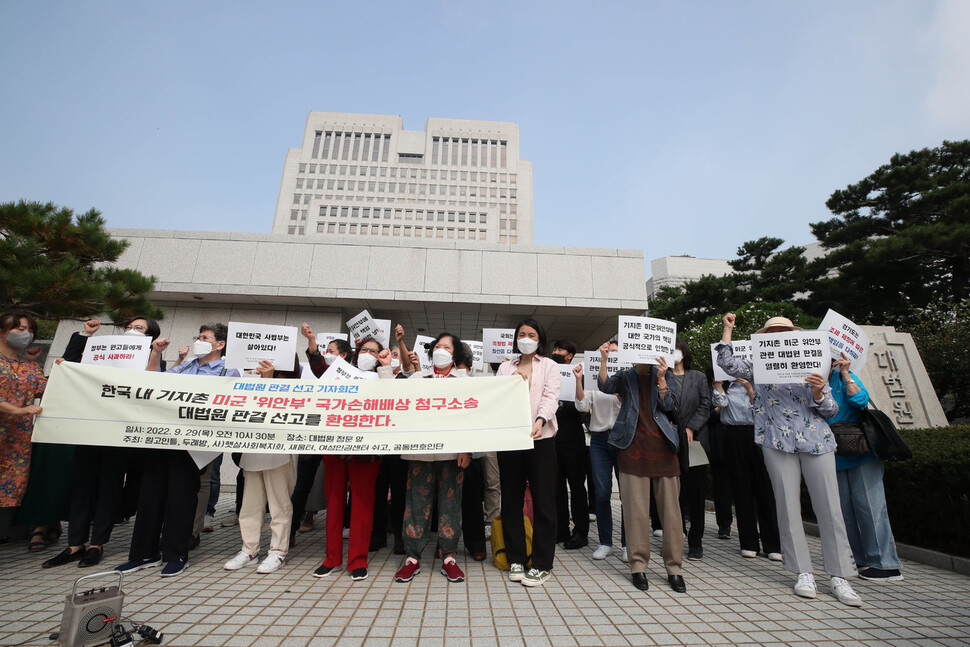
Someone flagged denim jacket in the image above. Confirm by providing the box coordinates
[598,366,679,453]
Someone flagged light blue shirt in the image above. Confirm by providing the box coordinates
[712,382,754,426]
[167,357,241,378]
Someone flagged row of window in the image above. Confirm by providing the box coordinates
[314,222,488,240]
[311,131,391,163]
[298,206,490,224]
[292,183,517,201]
[431,137,507,168]
[306,131,511,169]
[296,163,516,186]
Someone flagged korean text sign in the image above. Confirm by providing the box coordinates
[751,331,832,384]
[711,341,752,382]
[583,351,632,392]
[482,329,516,363]
[818,309,869,372]
[33,362,534,455]
[616,316,676,366]
[81,335,152,370]
[226,322,298,371]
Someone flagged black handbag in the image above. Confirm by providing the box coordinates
[859,404,912,461]
[830,421,870,456]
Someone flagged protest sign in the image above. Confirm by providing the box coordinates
[467,340,484,372]
[616,316,677,366]
[819,309,869,372]
[558,364,578,402]
[412,335,437,371]
[81,335,152,370]
[346,310,382,345]
[374,319,391,349]
[321,356,379,381]
[34,362,534,455]
[316,332,349,352]
[226,322,298,371]
[751,331,832,384]
[583,351,632,392]
[711,340,752,382]
[482,328,516,363]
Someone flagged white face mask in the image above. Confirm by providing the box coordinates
[5,331,34,350]
[356,353,378,371]
[123,328,146,336]
[673,350,684,364]
[516,337,539,355]
[390,358,401,369]
[193,340,214,358]
[324,353,339,366]
[432,348,453,369]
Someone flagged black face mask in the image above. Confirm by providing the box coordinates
[551,354,566,364]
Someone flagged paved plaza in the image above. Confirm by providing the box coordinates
[2,494,969,647]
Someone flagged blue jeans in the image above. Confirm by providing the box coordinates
[589,432,625,548]
[836,457,901,570]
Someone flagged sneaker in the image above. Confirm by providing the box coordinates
[224,551,257,571]
[620,547,628,563]
[588,513,596,522]
[794,572,817,599]
[221,514,238,527]
[441,560,465,583]
[859,567,904,581]
[394,559,420,583]
[687,546,703,560]
[521,568,551,587]
[350,567,368,581]
[115,556,162,573]
[257,554,285,574]
[342,528,351,539]
[831,576,863,607]
[652,529,663,538]
[160,560,188,578]
[592,545,613,560]
[767,552,784,562]
[313,563,340,578]
[740,549,758,559]
[508,563,526,582]
[203,514,215,533]
[717,526,731,539]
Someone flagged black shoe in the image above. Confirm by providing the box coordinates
[556,532,569,544]
[668,575,686,593]
[350,567,368,581]
[717,526,731,540]
[369,534,387,552]
[563,534,589,550]
[78,547,103,568]
[687,546,703,560]
[42,547,83,568]
[188,535,200,551]
[632,573,649,591]
[392,535,405,555]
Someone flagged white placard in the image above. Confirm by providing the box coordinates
[467,341,484,372]
[482,328,517,363]
[374,319,391,350]
[80,335,152,370]
[616,316,677,366]
[711,340,753,382]
[347,310,382,345]
[558,364,578,402]
[317,332,349,352]
[321,355,379,381]
[583,351,632,392]
[818,309,869,373]
[412,335,436,371]
[751,331,832,385]
[226,322,298,371]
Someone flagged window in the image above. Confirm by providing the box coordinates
[316,223,325,233]
[312,131,322,158]
[362,134,371,160]
[292,194,301,204]
[490,141,497,168]
[340,207,349,218]
[351,207,359,218]
[338,223,347,234]
[337,180,345,190]
[298,163,306,173]
[471,140,478,167]
[351,133,361,160]
[342,132,352,160]
[461,139,468,165]
[321,132,332,159]
[432,137,439,165]
[440,139,449,166]
[501,140,507,168]
[296,178,304,189]
[451,138,459,165]
[399,153,423,164]
[381,135,389,162]
[308,164,316,173]
[327,180,335,189]
[290,210,298,221]
[390,167,397,178]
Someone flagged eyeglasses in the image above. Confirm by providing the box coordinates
[125,324,147,332]
[193,335,217,342]
[359,347,379,356]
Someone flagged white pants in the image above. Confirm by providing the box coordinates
[239,462,296,556]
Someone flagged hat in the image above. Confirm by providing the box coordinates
[755,316,802,334]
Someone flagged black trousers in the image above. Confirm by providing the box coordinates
[555,438,589,538]
[710,458,734,530]
[461,457,487,553]
[67,445,124,547]
[724,424,781,553]
[497,437,558,571]
[681,464,707,549]
[290,454,322,537]
[372,454,407,539]
[128,450,200,563]
[118,448,146,520]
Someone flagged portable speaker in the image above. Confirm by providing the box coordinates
[57,571,125,647]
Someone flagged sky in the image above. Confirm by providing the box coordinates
[2,1,968,268]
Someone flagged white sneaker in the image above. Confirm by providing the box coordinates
[652,529,663,538]
[767,552,783,562]
[794,572,817,599]
[740,549,757,558]
[521,568,550,587]
[257,554,285,574]
[221,514,238,527]
[588,513,596,522]
[203,514,215,533]
[508,563,525,582]
[620,547,628,563]
[830,577,863,607]
[223,551,257,571]
[592,545,612,560]
[484,525,492,540]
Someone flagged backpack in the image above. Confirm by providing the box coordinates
[490,514,533,570]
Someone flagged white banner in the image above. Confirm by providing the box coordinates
[467,340,484,372]
[558,364,578,402]
[321,356,379,381]
[81,336,152,370]
[617,316,677,366]
[751,331,832,384]
[482,328,516,363]
[583,351,632,392]
[711,340,752,382]
[412,335,436,371]
[33,362,534,455]
[226,322,298,371]
[818,309,869,372]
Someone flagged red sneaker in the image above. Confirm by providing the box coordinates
[440,560,465,583]
[394,560,420,583]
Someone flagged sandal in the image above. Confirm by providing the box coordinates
[28,531,47,552]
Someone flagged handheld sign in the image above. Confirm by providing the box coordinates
[321,355,380,381]
[751,331,832,385]
[558,364,578,402]
[818,309,869,373]
[584,351,632,392]
[412,335,437,371]
[482,328,516,363]
[617,316,677,366]
[317,332,349,352]
[226,322,298,371]
[81,335,152,370]
[346,310,383,345]
[374,318,391,349]
[711,340,752,382]
[467,340,484,372]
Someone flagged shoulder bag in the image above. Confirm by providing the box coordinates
[859,404,912,461]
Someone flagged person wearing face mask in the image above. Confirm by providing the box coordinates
[0,312,47,545]
[495,318,561,588]
[312,336,387,582]
[390,332,472,584]
[41,317,161,569]
[550,339,590,550]
[114,322,240,579]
